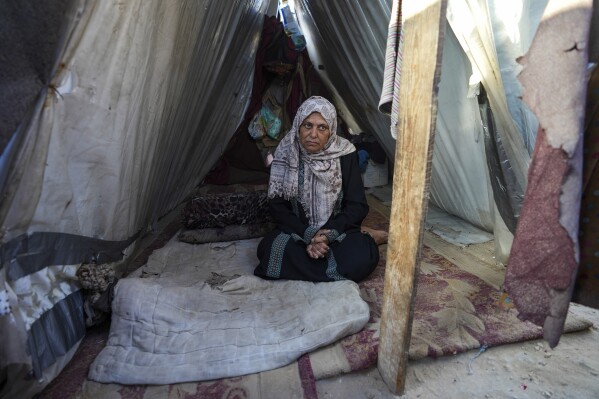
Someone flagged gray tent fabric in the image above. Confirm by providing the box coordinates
[374,0,550,261]
[0,0,74,154]
[0,0,271,243]
[294,0,397,160]
[1,1,274,396]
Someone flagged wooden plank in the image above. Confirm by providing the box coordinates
[377,0,448,394]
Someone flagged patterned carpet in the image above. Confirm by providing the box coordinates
[303,210,592,379]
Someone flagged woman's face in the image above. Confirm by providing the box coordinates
[298,112,331,154]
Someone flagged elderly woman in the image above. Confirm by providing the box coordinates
[254,96,381,283]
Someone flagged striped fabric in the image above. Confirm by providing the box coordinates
[1,229,135,397]
[378,0,403,138]
[266,233,291,279]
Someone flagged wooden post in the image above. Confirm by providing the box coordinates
[377,0,448,394]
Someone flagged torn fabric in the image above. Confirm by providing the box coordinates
[506,0,592,347]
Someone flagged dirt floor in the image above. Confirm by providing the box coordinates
[316,302,599,398]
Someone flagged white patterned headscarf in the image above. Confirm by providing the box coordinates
[268,96,355,228]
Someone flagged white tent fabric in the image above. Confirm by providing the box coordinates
[1,0,272,242]
[431,25,496,233]
[293,0,541,262]
[446,0,534,193]
[487,0,547,155]
[441,0,546,258]
[373,0,547,259]
[1,1,275,396]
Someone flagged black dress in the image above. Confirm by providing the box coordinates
[254,152,379,283]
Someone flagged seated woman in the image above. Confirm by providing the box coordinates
[254,96,384,283]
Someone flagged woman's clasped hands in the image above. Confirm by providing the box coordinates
[306,229,331,259]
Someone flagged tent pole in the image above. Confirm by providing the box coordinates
[376,0,448,394]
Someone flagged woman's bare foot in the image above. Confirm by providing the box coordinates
[361,226,389,245]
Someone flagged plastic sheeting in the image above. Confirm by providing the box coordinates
[445,0,537,195]
[3,232,135,281]
[487,0,547,154]
[0,1,552,259]
[0,0,75,154]
[26,291,85,377]
[0,1,274,395]
[431,24,496,233]
[0,0,273,243]
[295,0,545,256]
[293,0,397,160]
[440,0,546,257]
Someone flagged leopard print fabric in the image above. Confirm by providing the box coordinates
[182,190,272,229]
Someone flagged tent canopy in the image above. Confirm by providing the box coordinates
[1,0,593,397]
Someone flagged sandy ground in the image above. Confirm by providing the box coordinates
[316,303,599,399]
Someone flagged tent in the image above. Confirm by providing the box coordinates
[0,0,596,396]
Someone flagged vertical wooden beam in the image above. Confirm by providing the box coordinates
[377,0,448,394]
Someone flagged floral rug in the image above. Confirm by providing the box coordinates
[305,211,591,379]
[38,209,592,398]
